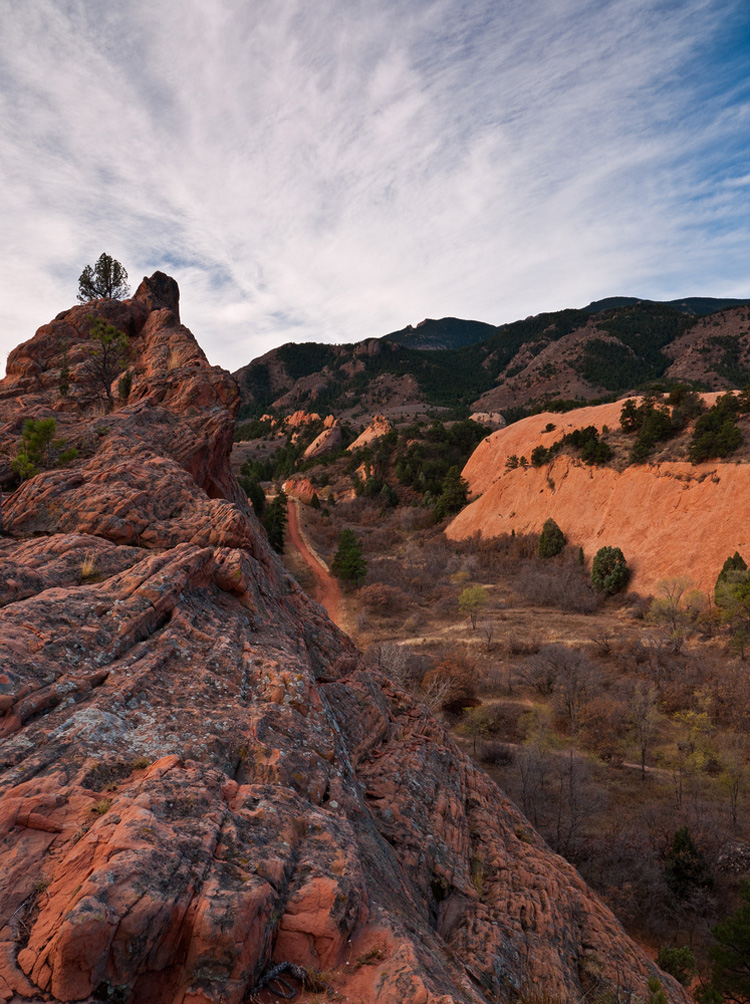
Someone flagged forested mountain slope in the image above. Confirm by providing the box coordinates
[233,300,750,422]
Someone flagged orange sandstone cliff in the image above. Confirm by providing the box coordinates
[448,401,747,594]
[0,280,687,1003]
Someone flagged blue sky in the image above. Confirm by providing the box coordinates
[1,0,748,374]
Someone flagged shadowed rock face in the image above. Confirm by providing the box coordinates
[0,278,687,1004]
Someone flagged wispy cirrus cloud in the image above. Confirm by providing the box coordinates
[1,0,748,373]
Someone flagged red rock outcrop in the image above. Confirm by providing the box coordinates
[448,399,747,594]
[0,282,687,1004]
[347,415,393,451]
[285,410,321,429]
[301,420,342,460]
[469,412,506,429]
[284,413,337,445]
[283,476,317,505]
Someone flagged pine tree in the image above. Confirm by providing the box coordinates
[704,880,750,1003]
[11,418,78,481]
[263,489,288,553]
[715,551,747,602]
[332,529,367,586]
[591,546,629,594]
[655,946,696,986]
[241,478,266,519]
[715,569,750,658]
[664,827,713,898]
[538,518,565,558]
[77,253,130,301]
[87,318,130,409]
[434,466,469,520]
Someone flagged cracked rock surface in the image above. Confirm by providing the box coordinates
[0,277,688,1003]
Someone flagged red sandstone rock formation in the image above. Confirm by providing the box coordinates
[448,399,746,594]
[301,420,342,460]
[0,280,687,1004]
[283,476,317,504]
[285,410,321,429]
[347,415,393,451]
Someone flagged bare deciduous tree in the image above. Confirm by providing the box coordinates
[483,621,494,652]
[373,641,411,685]
[629,682,661,780]
[647,577,707,653]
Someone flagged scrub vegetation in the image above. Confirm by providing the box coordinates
[235,403,750,999]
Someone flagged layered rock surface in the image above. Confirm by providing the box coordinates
[448,399,748,594]
[0,281,686,1004]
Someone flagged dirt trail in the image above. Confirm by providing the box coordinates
[286,498,342,626]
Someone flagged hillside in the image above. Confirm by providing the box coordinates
[382,316,500,350]
[0,279,687,1004]
[582,295,750,316]
[233,300,750,424]
[446,395,750,594]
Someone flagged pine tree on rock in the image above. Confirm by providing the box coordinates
[87,319,130,409]
[77,253,130,301]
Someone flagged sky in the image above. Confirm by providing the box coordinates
[1,0,749,376]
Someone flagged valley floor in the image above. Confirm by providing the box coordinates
[279,492,750,993]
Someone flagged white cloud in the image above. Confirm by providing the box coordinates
[0,0,748,376]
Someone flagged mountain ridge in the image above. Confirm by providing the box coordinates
[233,298,750,423]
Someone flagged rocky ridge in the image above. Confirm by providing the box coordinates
[0,280,687,1003]
[233,302,750,424]
[301,420,342,460]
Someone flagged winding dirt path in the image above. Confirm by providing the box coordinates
[286,499,342,626]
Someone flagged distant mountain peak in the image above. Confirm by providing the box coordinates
[583,295,750,316]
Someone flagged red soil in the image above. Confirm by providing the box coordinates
[286,498,341,625]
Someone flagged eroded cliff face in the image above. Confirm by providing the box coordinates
[0,281,686,1004]
[448,401,747,594]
